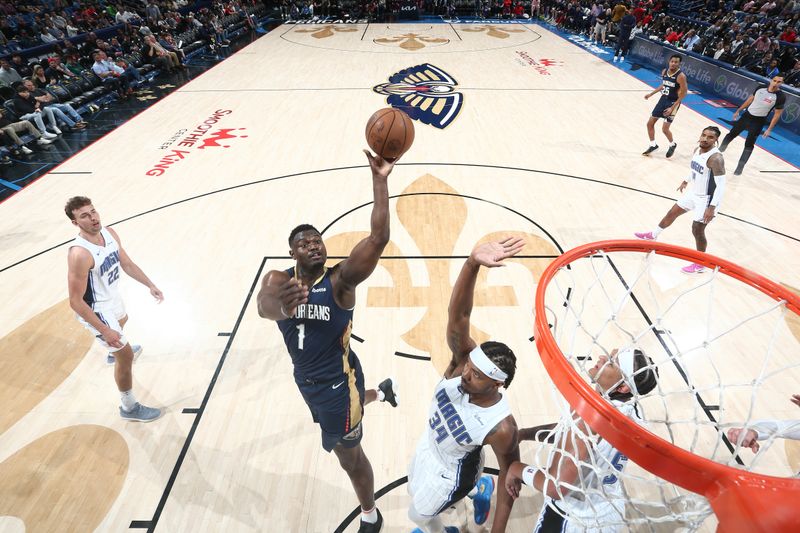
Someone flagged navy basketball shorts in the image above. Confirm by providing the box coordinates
[651,97,680,123]
[296,353,366,452]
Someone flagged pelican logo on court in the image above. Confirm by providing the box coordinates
[714,75,727,93]
[373,64,463,129]
[462,25,525,39]
[197,128,249,149]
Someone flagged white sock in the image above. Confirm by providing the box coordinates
[361,507,378,524]
[467,486,478,498]
[376,389,385,402]
[652,226,664,238]
[670,141,677,146]
[120,390,138,411]
[650,140,657,147]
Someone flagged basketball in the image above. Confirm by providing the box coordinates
[365,107,415,162]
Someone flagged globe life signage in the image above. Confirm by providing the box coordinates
[630,36,800,134]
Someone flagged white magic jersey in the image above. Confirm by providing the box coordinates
[70,227,123,309]
[555,400,644,522]
[424,375,511,469]
[688,147,720,198]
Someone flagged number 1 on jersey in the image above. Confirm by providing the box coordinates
[296,323,305,350]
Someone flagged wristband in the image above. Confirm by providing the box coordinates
[521,465,536,487]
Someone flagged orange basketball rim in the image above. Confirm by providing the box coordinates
[533,240,800,533]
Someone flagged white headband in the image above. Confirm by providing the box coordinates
[617,348,638,395]
[469,345,508,382]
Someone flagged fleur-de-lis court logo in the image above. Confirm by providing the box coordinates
[374,33,449,51]
[323,174,560,373]
[462,25,526,39]
[295,25,358,39]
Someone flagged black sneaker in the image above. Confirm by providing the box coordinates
[357,508,383,533]
[378,378,398,408]
[642,145,659,156]
[666,143,677,158]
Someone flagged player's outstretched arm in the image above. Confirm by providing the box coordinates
[485,416,521,533]
[445,238,524,378]
[505,426,589,501]
[335,150,394,291]
[518,423,558,443]
[257,270,308,321]
[107,227,163,301]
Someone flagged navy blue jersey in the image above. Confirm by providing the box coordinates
[277,266,356,382]
[660,69,682,101]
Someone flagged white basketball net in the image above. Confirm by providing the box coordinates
[534,247,800,531]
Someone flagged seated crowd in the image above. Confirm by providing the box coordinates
[538,0,800,86]
[0,0,263,165]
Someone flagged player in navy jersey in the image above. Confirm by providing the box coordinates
[643,54,688,158]
[257,150,397,533]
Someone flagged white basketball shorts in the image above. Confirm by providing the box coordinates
[77,295,128,352]
[677,190,714,223]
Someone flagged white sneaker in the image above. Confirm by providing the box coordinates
[42,132,57,139]
[37,138,53,145]
[613,56,618,62]
[52,127,63,135]
[21,146,34,154]
[620,56,625,61]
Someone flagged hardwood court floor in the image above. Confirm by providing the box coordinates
[0,22,798,533]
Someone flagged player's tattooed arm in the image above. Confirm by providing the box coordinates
[708,153,725,176]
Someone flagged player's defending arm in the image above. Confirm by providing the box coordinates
[332,150,394,298]
[444,238,525,379]
[518,422,559,442]
[107,227,163,301]
[67,247,123,348]
[486,417,521,533]
[504,425,591,501]
[727,394,800,452]
[703,153,726,224]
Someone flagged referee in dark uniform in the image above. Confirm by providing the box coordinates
[720,74,786,175]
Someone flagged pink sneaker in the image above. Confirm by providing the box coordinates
[634,231,656,240]
[681,263,705,274]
